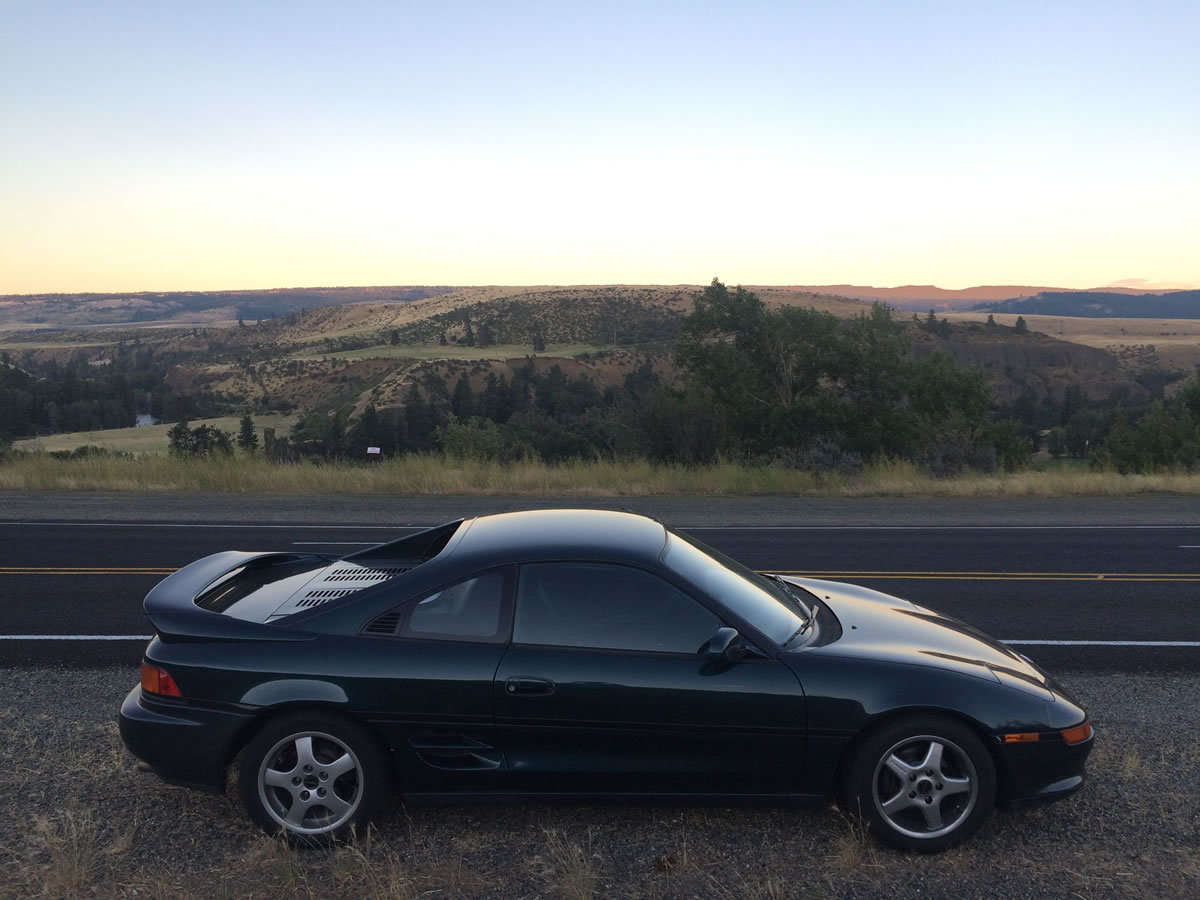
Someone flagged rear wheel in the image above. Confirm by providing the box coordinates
[844,715,995,852]
[238,710,390,845]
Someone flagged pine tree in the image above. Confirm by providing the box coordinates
[237,414,258,453]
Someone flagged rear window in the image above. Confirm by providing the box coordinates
[195,556,328,614]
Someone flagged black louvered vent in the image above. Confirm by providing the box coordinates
[324,566,409,582]
[295,589,356,608]
[363,610,403,636]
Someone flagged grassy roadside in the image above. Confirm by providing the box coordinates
[4,453,1200,496]
[3,671,1196,898]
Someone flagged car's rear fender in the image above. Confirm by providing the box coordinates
[239,679,349,707]
[227,701,402,789]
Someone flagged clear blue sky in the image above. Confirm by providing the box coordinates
[2,0,1197,292]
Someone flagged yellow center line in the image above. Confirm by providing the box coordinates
[0,567,176,574]
[774,570,1200,582]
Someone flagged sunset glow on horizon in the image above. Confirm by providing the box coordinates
[2,1,1197,295]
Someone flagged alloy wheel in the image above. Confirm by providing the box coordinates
[871,733,978,840]
[257,730,363,836]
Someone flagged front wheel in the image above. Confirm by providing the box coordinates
[844,715,995,852]
[238,710,391,845]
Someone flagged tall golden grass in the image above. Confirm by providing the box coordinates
[3,452,1200,496]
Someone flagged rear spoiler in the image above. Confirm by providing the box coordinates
[143,551,317,641]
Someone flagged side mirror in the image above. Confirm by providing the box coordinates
[703,626,745,668]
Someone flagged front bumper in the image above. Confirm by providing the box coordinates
[118,685,257,794]
[994,727,1095,810]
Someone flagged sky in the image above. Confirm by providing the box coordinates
[2,0,1197,294]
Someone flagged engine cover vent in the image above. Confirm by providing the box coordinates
[324,566,409,582]
[269,561,411,618]
[295,589,356,608]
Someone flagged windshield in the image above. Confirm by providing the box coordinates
[662,530,808,646]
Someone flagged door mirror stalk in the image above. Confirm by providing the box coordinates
[703,627,744,669]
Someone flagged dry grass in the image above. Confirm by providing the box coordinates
[2,671,1199,898]
[289,341,613,362]
[5,452,1200,497]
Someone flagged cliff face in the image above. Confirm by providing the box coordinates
[911,326,1147,405]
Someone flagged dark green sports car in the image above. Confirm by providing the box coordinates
[119,509,1092,851]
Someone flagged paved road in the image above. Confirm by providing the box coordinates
[2,504,1198,669]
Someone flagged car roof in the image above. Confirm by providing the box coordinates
[450,508,668,566]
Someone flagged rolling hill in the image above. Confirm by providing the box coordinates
[786,283,1183,312]
[0,283,1184,429]
[971,290,1200,319]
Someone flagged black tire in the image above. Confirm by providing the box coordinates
[843,715,996,852]
[238,710,391,845]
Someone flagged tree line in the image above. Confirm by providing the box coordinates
[0,350,211,442]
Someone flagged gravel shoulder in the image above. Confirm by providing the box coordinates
[3,491,1200,526]
[3,669,1197,898]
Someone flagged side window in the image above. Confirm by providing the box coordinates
[401,571,507,641]
[514,563,720,654]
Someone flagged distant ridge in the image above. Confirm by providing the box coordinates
[788,284,1182,312]
[971,290,1200,319]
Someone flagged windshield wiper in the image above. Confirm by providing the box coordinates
[765,573,814,626]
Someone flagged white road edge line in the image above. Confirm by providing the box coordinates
[1,635,1198,647]
[685,525,1200,531]
[290,542,378,545]
[0,635,153,641]
[1001,640,1200,646]
[3,522,1200,531]
[0,522,421,530]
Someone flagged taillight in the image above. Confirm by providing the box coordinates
[1061,722,1093,745]
[140,662,182,698]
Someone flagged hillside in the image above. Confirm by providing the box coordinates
[0,286,453,328]
[911,322,1148,406]
[788,283,1181,312]
[0,283,875,332]
[1,283,1183,432]
[971,290,1200,319]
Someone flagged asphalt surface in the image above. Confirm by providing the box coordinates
[2,492,1199,669]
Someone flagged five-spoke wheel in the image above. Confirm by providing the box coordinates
[239,711,390,844]
[845,715,995,852]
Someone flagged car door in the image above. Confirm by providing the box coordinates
[351,567,515,795]
[492,561,807,796]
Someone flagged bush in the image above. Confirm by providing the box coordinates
[771,440,863,476]
[437,418,506,462]
[47,445,132,461]
[168,421,235,458]
[1046,427,1067,458]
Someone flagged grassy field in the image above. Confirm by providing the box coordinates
[11,415,297,455]
[3,452,1200,496]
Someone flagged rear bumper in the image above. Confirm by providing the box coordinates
[118,685,257,794]
[994,730,1095,810]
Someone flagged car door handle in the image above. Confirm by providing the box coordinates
[504,676,555,696]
